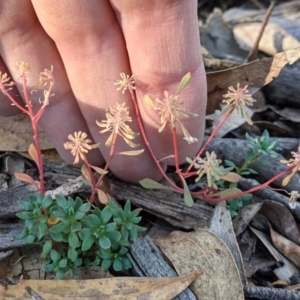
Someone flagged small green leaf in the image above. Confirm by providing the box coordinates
[39,222,48,235]
[81,237,94,251]
[49,222,67,234]
[113,259,123,271]
[101,259,112,271]
[77,203,90,214]
[139,178,175,191]
[99,236,111,249]
[176,72,191,95]
[44,264,54,272]
[41,240,53,258]
[56,195,67,208]
[69,232,80,248]
[107,231,121,242]
[74,197,83,212]
[50,232,63,242]
[101,206,113,224]
[23,235,35,244]
[50,249,60,262]
[122,257,132,269]
[79,228,93,240]
[179,175,194,207]
[68,248,78,262]
[85,214,100,228]
[59,258,68,268]
[17,200,34,210]
[70,222,82,232]
[42,195,53,208]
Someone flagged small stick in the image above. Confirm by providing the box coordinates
[245,1,275,63]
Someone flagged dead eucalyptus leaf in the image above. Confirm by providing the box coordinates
[233,203,263,236]
[270,228,300,269]
[0,271,201,300]
[260,200,300,245]
[155,229,244,300]
[207,47,300,114]
[250,226,298,283]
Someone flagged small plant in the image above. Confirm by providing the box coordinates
[15,193,145,279]
[0,62,299,279]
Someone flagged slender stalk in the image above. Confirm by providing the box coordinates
[185,107,235,174]
[21,75,45,195]
[200,165,294,202]
[129,90,183,193]
[172,126,181,173]
[90,132,118,203]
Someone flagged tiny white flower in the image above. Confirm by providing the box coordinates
[184,136,198,144]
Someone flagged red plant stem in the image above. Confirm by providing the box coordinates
[197,165,294,202]
[185,107,235,174]
[0,89,29,115]
[172,126,181,173]
[21,75,45,195]
[90,132,118,204]
[129,90,183,193]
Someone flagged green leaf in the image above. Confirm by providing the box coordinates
[17,200,34,210]
[105,222,116,232]
[70,222,82,232]
[56,270,64,280]
[119,246,128,256]
[44,264,54,272]
[85,214,101,228]
[23,235,36,244]
[49,222,67,234]
[59,258,68,268]
[74,258,83,267]
[74,197,83,212]
[16,211,32,220]
[107,231,121,242]
[68,248,78,262]
[81,237,94,251]
[77,203,90,214]
[101,206,113,224]
[39,222,48,235]
[41,240,53,258]
[101,259,112,271]
[99,236,111,249]
[113,259,123,271]
[50,249,60,262]
[50,232,63,242]
[56,195,67,208]
[176,72,191,95]
[42,195,53,208]
[69,232,80,248]
[74,211,85,220]
[129,226,137,240]
[67,197,75,208]
[79,228,93,241]
[179,175,194,207]
[139,178,175,191]
[122,257,132,270]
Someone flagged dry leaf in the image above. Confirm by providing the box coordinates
[0,271,201,300]
[271,228,300,268]
[155,229,244,300]
[206,47,300,114]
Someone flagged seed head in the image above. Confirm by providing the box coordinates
[64,131,100,164]
[222,83,256,125]
[115,73,136,94]
[280,147,300,186]
[96,102,139,148]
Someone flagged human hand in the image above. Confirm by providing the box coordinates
[0,0,206,183]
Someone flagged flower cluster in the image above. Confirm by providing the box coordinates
[281,147,300,186]
[96,102,139,148]
[222,83,256,125]
[189,151,233,188]
[114,73,136,94]
[64,131,100,164]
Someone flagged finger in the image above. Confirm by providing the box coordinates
[31,0,163,182]
[0,0,103,165]
[0,56,24,116]
[110,0,207,164]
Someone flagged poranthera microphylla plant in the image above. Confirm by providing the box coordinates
[0,63,299,277]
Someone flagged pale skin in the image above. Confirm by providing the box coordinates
[0,0,207,183]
